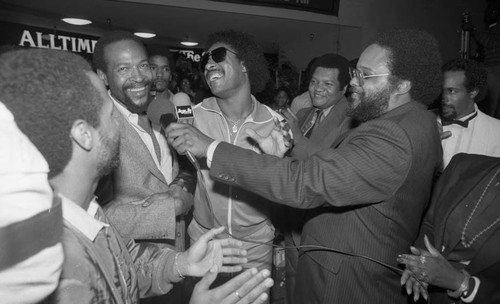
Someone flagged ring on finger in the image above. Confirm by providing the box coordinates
[420,256,426,264]
[235,291,242,300]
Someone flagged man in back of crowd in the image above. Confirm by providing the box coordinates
[280,53,354,304]
[165,29,443,303]
[0,47,273,304]
[439,58,500,169]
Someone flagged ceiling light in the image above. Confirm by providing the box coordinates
[61,18,92,25]
[134,32,156,39]
[180,41,199,46]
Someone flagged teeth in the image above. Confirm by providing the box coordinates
[129,87,146,92]
[208,72,222,81]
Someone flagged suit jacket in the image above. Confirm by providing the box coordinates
[291,97,354,159]
[416,153,500,304]
[209,101,442,303]
[97,109,188,251]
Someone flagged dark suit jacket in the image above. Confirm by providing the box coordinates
[97,109,190,251]
[209,101,442,303]
[417,153,500,304]
[291,97,354,159]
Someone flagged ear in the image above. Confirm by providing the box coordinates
[96,69,109,87]
[396,80,411,95]
[469,89,479,100]
[241,62,247,73]
[70,119,94,152]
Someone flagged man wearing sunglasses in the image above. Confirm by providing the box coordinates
[186,30,285,280]
[166,29,444,303]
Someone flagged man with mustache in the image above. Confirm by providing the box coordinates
[279,53,354,304]
[93,31,194,254]
[189,30,285,277]
[439,58,500,170]
[166,29,443,303]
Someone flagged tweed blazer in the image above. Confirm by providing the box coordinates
[417,153,500,304]
[209,101,442,303]
[97,109,185,250]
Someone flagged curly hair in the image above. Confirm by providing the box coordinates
[374,29,442,105]
[442,58,488,100]
[0,48,102,178]
[206,30,269,93]
[93,30,145,72]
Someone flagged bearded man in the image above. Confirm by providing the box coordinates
[165,29,443,303]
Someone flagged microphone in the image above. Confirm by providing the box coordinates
[174,103,200,170]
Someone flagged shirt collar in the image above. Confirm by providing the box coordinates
[458,104,478,121]
[108,91,141,124]
[59,194,109,241]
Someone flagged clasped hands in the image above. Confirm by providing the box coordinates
[397,235,465,302]
[165,117,293,159]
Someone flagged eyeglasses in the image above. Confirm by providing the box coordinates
[349,67,390,86]
[200,47,237,70]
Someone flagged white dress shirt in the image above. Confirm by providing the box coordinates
[0,102,63,303]
[441,104,500,169]
[110,93,174,183]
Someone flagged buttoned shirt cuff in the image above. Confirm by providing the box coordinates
[206,141,221,168]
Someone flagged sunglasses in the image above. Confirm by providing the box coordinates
[200,47,237,70]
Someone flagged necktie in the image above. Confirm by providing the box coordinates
[302,109,323,138]
[138,114,162,163]
[441,112,478,128]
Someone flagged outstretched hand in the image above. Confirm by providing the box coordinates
[245,117,293,158]
[177,227,248,277]
[190,266,274,304]
[165,122,214,158]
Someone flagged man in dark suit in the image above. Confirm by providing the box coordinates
[93,31,194,253]
[165,29,443,303]
[281,53,354,303]
[398,153,500,303]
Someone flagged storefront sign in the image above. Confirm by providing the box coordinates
[210,0,338,16]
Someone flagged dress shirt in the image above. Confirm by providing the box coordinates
[0,102,63,304]
[110,92,173,183]
[441,104,500,169]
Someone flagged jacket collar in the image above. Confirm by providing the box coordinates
[60,194,109,241]
[198,95,276,123]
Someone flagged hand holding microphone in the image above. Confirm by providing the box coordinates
[163,93,214,163]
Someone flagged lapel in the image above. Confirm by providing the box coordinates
[434,156,500,274]
[115,110,168,186]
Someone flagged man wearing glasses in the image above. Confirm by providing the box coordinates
[166,29,443,303]
[187,30,284,279]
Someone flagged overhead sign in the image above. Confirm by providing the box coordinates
[210,0,339,16]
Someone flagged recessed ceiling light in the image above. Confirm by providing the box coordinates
[181,41,198,46]
[61,18,92,25]
[134,32,156,39]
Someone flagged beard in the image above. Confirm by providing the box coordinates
[97,130,120,178]
[439,104,458,121]
[347,82,395,122]
[154,79,168,93]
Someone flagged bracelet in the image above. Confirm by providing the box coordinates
[461,276,480,303]
[174,252,185,279]
[447,269,470,298]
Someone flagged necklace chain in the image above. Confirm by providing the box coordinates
[221,102,255,133]
[460,167,500,248]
